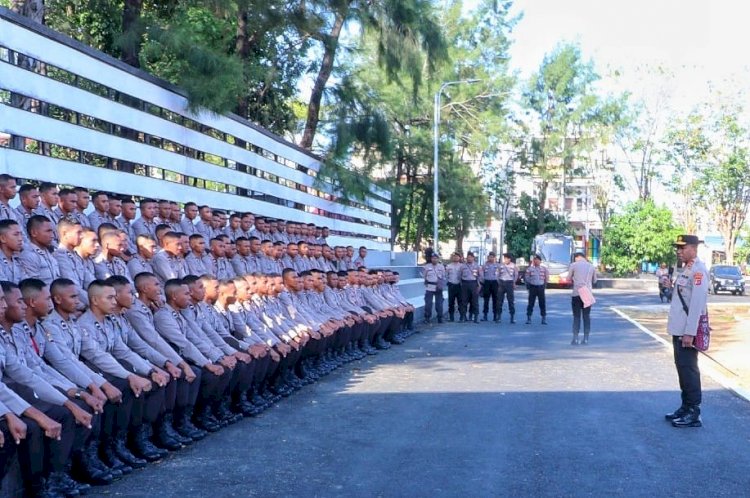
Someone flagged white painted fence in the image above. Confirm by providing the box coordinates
[0,7,391,250]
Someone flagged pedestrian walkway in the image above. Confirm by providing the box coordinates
[100,290,750,497]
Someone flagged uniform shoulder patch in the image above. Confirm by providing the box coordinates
[693,272,703,285]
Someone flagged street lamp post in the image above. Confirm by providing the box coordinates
[433,79,480,254]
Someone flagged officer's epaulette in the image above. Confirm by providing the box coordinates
[171,310,179,319]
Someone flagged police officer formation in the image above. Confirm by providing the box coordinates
[0,174,418,497]
[423,251,548,325]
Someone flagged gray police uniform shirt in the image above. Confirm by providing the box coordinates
[569,259,597,297]
[180,218,198,236]
[14,205,35,241]
[213,303,266,347]
[151,250,188,283]
[667,258,709,337]
[88,211,113,232]
[460,262,480,282]
[0,326,68,406]
[9,321,76,392]
[109,314,169,369]
[185,253,208,276]
[54,246,94,307]
[231,254,254,276]
[499,262,518,282]
[525,265,549,286]
[73,211,91,228]
[18,243,60,285]
[201,254,233,280]
[422,263,446,292]
[114,217,137,250]
[194,221,214,240]
[0,201,25,228]
[123,300,183,366]
[127,255,154,278]
[445,262,462,284]
[38,310,106,388]
[0,253,26,283]
[94,254,132,282]
[480,262,500,282]
[77,310,152,379]
[197,301,249,351]
[181,305,233,361]
[152,304,211,367]
[132,217,158,239]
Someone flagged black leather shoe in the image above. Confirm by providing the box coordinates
[459,315,466,322]
[672,406,702,428]
[582,336,589,345]
[448,314,454,322]
[437,318,443,324]
[113,436,147,469]
[525,317,531,325]
[46,471,81,496]
[541,318,547,325]
[74,444,114,485]
[510,315,516,324]
[665,406,688,421]
[481,314,488,322]
[571,337,579,345]
[472,315,479,323]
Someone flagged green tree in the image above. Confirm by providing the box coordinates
[601,200,682,276]
[517,43,626,235]
[297,0,448,150]
[504,193,569,261]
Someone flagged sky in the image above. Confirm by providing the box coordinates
[505,0,750,108]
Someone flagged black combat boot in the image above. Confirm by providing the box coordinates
[541,317,547,325]
[74,441,115,485]
[459,314,466,323]
[112,434,147,469]
[582,333,589,345]
[510,314,516,324]
[571,334,579,345]
[131,425,166,461]
[481,313,488,322]
[154,417,184,451]
[472,314,479,323]
[449,312,455,322]
[665,405,688,421]
[525,316,532,325]
[672,406,702,428]
[493,314,499,323]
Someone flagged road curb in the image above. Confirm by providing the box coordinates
[611,306,750,405]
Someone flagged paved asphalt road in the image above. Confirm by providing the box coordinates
[98,289,750,497]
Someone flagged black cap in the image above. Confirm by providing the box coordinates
[488,251,496,257]
[431,252,440,259]
[673,234,703,246]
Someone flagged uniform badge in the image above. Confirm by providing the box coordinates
[693,272,703,285]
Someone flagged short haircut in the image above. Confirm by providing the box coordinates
[121,197,135,205]
[87,279,114,298]
[281,268,296,278]
[50,278,76,296]
[105,275,131,288]
[0,219,19,235]
[185,202,197,209]
[39,182,58,193]
[19,278,46,300]
[19,183,38,194]
[182,274,201,286]
[0,174,15,185]
[73,186,89,194]
[163,278,184,297]
[0,280,18,294]
[133,272,158,291]
[140,198,157,206]
[26,215,51,235]
[92,191,108,200]
[189,234,205,242]
[162,231,181,242]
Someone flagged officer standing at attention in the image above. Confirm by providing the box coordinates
[525,254,549,325]
[422,253,445,324]
[479,252,500,322]
[459,252,480,323]
[497,253,518,324]
[665,234,708,428]
[445,253,463,322]
[569,252,596,345]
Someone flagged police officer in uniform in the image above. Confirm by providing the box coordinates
[445,253,463,322]
[459,252,480,323]
[665,234,708,428]
[479,252,500,322]
[498,253,518,323]
[525,254,549,325]
[422,253,445,324]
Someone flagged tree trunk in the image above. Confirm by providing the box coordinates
[413,184,430,252]
[11,0,44,23]
[536,178,548,234]
[121,0,143,68]
[299,9,347,150]
[234,9,250,117]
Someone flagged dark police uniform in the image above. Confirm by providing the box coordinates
[498,258,518,323]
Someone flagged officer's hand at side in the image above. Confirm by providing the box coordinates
[6,413,26,444]
[82,392,104,414]
[165,362,183,380]
[102,382,123,404]
[681,335,695,348]
[128,375,152,398]
[38,414,62,440]
[151,369,169,387]
[205,363,224,376]
[64,401,93,429]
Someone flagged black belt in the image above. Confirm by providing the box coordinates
[461,279,477,283]
[528,283,545,287]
